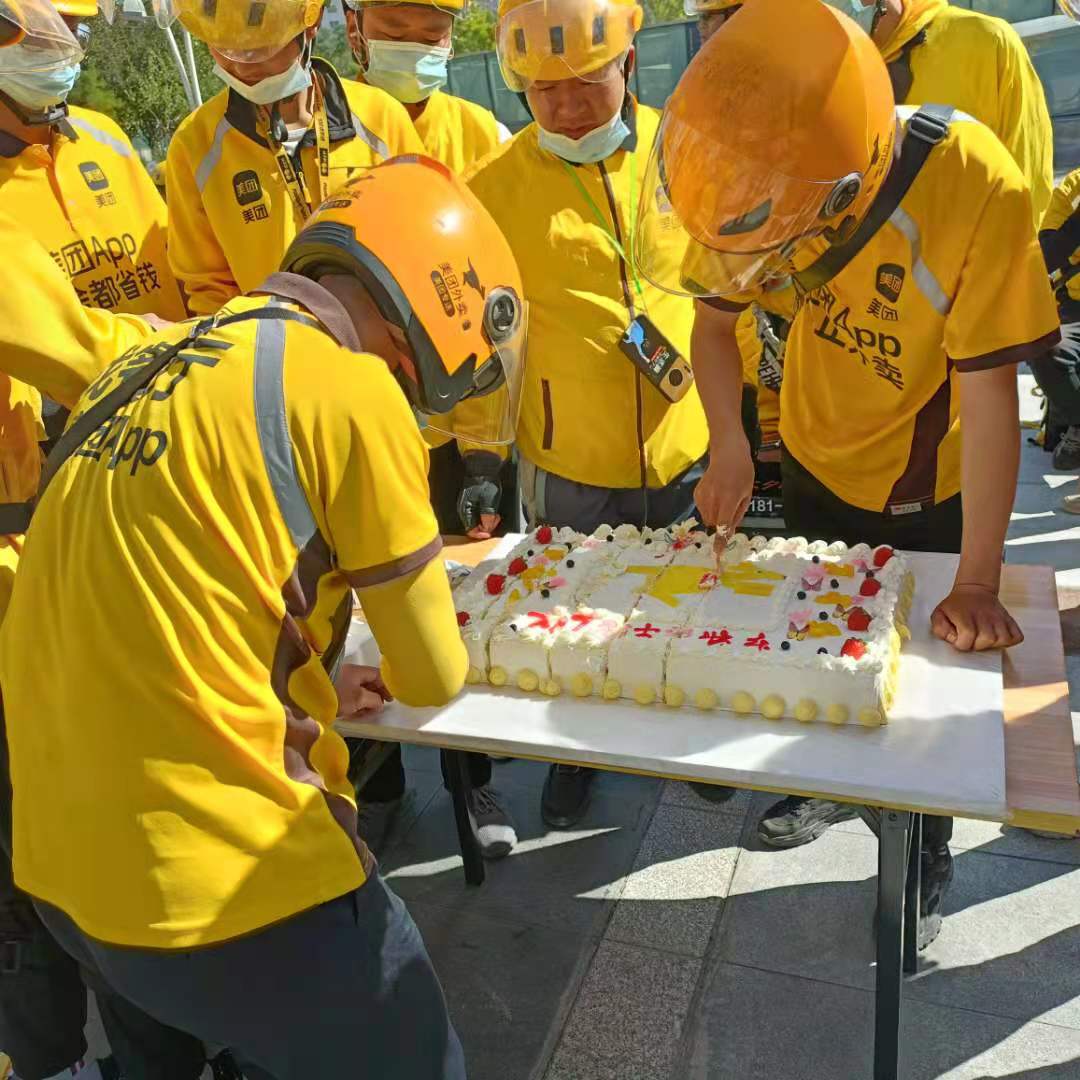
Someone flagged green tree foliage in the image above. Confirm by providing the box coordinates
[643,0,689,22]
[452,5,497,54]
[69,18,218,159]
[314,23,356,76]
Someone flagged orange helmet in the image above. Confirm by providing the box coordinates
[282,156,527,446]
[635,0,896,297]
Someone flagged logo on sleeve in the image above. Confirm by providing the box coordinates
[233,170,263,206]
[79,161,109,192]
[875,264,905,304]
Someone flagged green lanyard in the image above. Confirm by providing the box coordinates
[561,155,646,307]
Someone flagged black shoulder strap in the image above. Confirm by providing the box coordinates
[36,306,315,507]
[792,104,954,295]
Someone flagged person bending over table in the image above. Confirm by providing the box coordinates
[647,0,1058,947]
[0,157,526,1078]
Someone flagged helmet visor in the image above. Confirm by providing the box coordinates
[635,105,855,297]
[0,0,84,70]
[420,293,528,446]
[496,0,639,92]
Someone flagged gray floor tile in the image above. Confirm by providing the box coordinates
[604,805,742,958]
[660,780,753,818]
[715,828,880,990]
[373,769,445,856]
[382,785,653,936]
[544,940,701,1080]
[679,963,1080,1080]
[909,848,1080,1030]
[408,898,592,1080]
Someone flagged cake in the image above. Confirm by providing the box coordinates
[453,524,914,726]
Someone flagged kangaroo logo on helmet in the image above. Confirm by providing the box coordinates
[463,261,485,299]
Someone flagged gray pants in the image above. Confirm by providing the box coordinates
[1030,320,1080,427]
[36,877,466,1080]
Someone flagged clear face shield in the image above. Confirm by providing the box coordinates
[496,0,640,92]
[417,288,529,447]
[0,0,85,71]
[635,106,862,297]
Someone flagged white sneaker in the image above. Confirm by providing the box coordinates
[471,786,517,860]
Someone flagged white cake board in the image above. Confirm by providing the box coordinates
[339,539,1007,822]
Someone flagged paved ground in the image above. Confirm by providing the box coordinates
[379,377,1080,1080]
[82,375,1080,1080]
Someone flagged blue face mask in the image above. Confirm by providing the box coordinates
[213,58,312,106]
[822,0,880,36]
[537,106,630,165]
[361,39,451,104]
[0,63,81,111]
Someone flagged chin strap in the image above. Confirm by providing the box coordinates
[0,87,67,128]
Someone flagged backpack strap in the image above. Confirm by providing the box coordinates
[792,104,954,295]
[37,307,316,507]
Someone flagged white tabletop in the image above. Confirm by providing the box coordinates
[339,541,1007,822]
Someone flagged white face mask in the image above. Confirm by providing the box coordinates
[361,39,451,104]
[214,57,312,106]
[537,106,630,165]
[822,0,880,36]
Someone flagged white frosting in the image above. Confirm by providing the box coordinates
[454,528,910,724]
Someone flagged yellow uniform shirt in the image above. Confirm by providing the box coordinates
[736,0,1054,447]
[880,0,1053,229]
[166,60,424,315]
[0,287,466,948]
[0,109,182,607]
[717,112,1058,512]
[412,89,504,175]
[1040,167,1080,303]
[0,213,154,410]
[466,102,707,490]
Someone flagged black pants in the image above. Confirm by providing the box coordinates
[781,451,960,849]
[358,444,512,804]
[360,743,495,803]
[37,876,464,1080]
[0,696,206,1079]
[1029,320,1080,427]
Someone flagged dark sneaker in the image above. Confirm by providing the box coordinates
[689,782,737,804]
[918,844,954,951]
[1053,425,1080,471]
[541,765,594,829]
[471,786,517,859]
[757,796,858,848]
[357,793,410,856]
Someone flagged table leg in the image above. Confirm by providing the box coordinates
[445,749,485,886]
[875,809,910,1080]
[903,813,923,975]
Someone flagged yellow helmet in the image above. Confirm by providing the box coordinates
[0,0,84,68]
[52,0,97,18]
[152,0,323,62]
[343,0,464,14]
[496,0,642,92]
[635,0,895,297]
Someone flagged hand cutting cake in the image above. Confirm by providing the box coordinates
[453,524,914,726]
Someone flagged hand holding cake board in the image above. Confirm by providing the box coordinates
[453,524,914,727]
